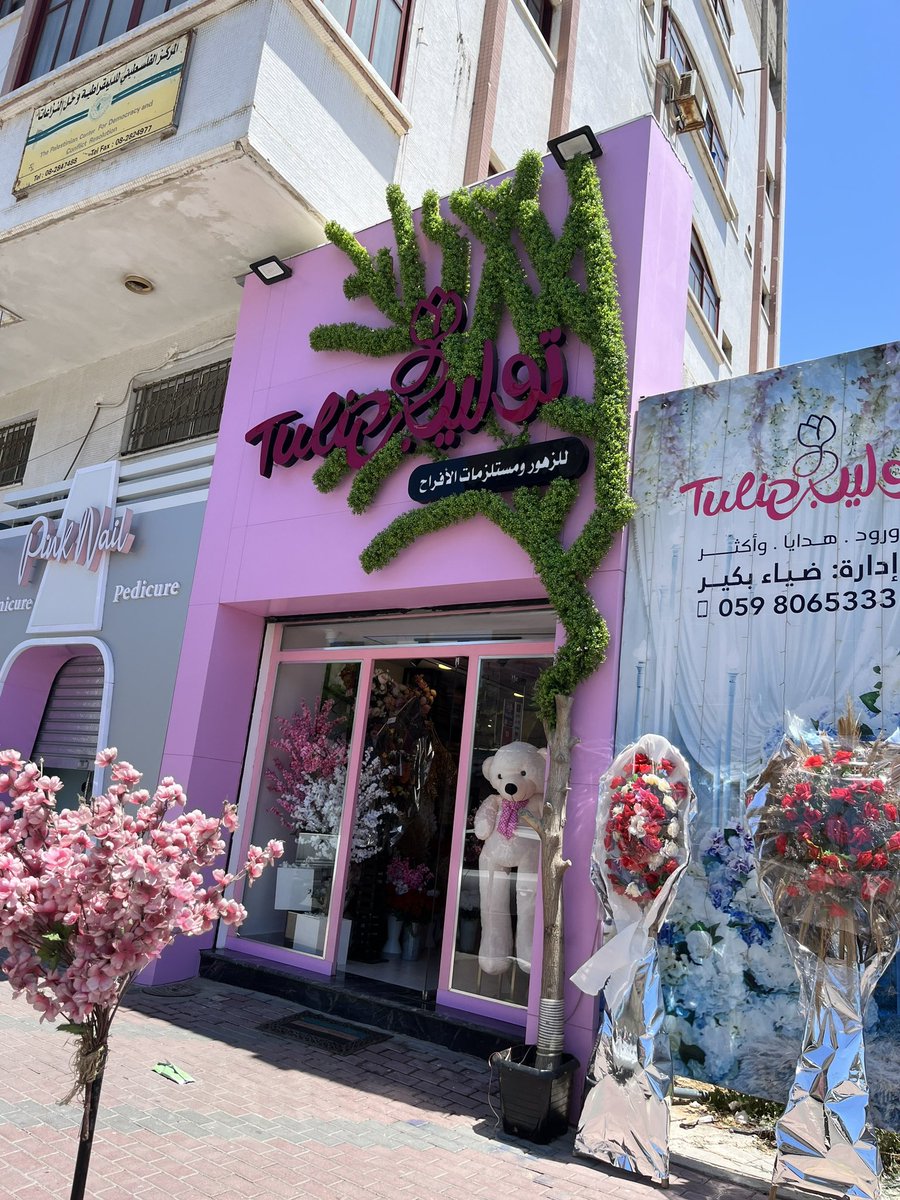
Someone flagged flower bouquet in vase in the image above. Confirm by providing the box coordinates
[386,858,435,960]
[748,711,900,1200]
[267,701,396,912]
[571,734,696,1184]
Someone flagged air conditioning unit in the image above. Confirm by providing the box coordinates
[673,71,706,132]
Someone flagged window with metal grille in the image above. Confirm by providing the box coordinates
[24,0,189,83]
[32,653,104,771]
[124,359,230,455]
[0,416,36,487]
[322,0,413,93]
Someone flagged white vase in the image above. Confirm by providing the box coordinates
[383,912,403,957]
[274,865,315,911]
[401,922,423,962]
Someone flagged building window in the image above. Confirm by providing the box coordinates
[761,282,772,323]
[123,359,230,455]
[0,416,36,487]
[689,232,720,335]
[322,0,413,93]
[25,0,189,82]
[662,10,728,183]
[703,108,728,182]
[661,7,692,77]
[709,0,731,40]
[522,0,553,42]
[0,0,25,19]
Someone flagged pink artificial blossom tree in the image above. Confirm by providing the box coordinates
[0,747,283,1200]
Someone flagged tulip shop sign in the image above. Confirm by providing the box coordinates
[245,288,570,479]
[18,506,136,585]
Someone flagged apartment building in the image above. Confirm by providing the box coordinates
[0,0,786,491]
[0,0,785,836]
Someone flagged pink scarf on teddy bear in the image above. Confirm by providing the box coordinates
[498,798,528,839]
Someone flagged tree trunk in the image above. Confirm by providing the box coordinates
[70,1065,105,1200]
[534,692,576,1070]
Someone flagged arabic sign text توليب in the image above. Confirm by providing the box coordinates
[245,287,571,479]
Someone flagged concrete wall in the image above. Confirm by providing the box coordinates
[0,311,234,511]
[571,0,769,383]
[490,1,555,171]
[393,0,483,205]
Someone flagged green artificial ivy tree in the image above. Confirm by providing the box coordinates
[310,151,634,1070]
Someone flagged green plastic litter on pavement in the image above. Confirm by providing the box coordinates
[153,1061,195,1085]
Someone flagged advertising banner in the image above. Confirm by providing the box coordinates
[617,342,900,1122]
[15,35,190,194]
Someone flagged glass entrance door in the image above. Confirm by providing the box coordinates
[226,609,556,1023]
[341,656,467,1002]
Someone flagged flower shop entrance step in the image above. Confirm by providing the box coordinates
[199,950,523,1059]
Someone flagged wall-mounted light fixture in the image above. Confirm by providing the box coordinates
[248,256,293,285]
[547,125,602,169]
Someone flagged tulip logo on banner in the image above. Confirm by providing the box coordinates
[679,409,900,522]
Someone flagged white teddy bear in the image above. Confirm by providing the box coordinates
[473,741,547,975]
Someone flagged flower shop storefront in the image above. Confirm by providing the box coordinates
[150,113,693,1056]
[616,340,900,1132]
[224,608,556,1018]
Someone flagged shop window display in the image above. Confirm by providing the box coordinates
[239,660,361,957]
[450,658,552,1007]
[239,652,467,991]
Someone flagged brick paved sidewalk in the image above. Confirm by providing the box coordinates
[0,976,761,1200]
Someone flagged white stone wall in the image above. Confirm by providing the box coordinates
[0,0,408,238]
[249,0,404,231]
[0,0,781,497]
[490,0,555,171]
[572,0,770,384]
[0,311,234,509]
[0,0,266,236]
[394,0,483,206]
[570,1,658,133]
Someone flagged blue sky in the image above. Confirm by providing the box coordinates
[780,1,900,367]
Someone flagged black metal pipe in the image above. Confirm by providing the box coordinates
[69,1067,105,1200]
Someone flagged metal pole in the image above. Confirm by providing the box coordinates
[70,1066,105,1200]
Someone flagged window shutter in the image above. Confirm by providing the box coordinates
[32,653,105,771]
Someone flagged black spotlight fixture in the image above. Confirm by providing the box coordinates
[248,255,293,285]
[547,125,603,169]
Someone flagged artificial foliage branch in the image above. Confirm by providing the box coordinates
[310,150,634,727]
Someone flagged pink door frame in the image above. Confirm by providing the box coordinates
[222,636,555,1028]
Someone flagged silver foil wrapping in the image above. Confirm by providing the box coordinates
[771,929,886,1198]
[571,734,695,1184]
[748,777,899,1200]
[576,931,672,1180]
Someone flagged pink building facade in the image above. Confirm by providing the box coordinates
[149,115,692,1073]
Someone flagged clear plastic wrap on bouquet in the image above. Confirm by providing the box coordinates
[748,713,900,1199]
[572,734,696,1183]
